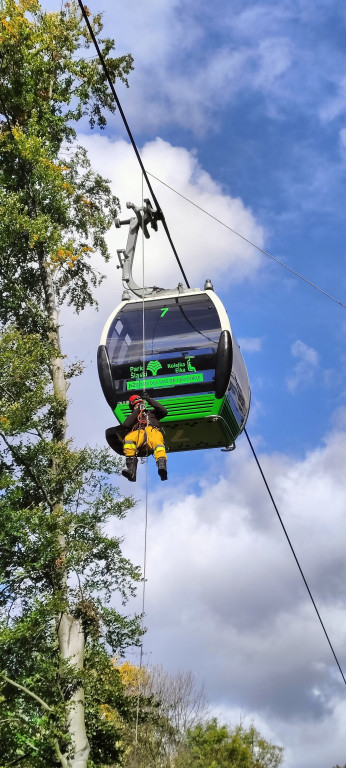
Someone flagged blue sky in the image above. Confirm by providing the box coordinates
[41,1,346,765]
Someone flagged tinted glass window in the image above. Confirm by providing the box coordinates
[106,295,221,397]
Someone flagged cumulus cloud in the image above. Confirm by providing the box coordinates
[101,0,340,134]
[41,0,339,134]
[286,339,319,393]
[238,337,263,353]
[77,133,265,291]
[91,0,346,135]
[117,425,346,768]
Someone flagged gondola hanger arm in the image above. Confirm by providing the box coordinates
[115,199,163,298]
[115,199,191,299]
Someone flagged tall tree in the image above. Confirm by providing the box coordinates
[0,1,141,766]
[117,662,208,768]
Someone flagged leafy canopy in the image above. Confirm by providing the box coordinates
[173,719,284,768]
[0,1,144,765]
[0,0,133,328]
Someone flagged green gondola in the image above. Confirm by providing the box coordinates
[97,201,250,455]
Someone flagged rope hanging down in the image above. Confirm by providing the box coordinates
[76,0,190,289]
[244,427,346,687]
[135,176,150,743]
[147,172,346,311]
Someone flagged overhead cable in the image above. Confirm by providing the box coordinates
[244,427,346,687]
[147,171,346,310]
[76,0,190,289]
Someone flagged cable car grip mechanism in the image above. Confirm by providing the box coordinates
[114,199,168,298]
[114,198,214,300]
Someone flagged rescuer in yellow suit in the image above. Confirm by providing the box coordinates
[122,393,168,482]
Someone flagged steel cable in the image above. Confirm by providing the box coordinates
[147,172,346,310]
[76,0,190,288]
[244,427,346,686]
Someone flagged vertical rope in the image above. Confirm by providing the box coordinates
[135,175,150,744]
[141,174,146,395]
[134,487,148,743]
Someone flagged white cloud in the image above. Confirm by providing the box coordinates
[238,337,263,353]
[77,133,265,292]
[117,424,346,768]
[253,37,293,89]
[40,0,346,138]
[320,75,346,123]
[97,0,339,134]
[286,339,319,393]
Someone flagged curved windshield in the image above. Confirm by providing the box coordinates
[106,294,221,398]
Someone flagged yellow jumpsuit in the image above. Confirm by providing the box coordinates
[124,426,167,460]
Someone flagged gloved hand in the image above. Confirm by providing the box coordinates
[142,391,151,402]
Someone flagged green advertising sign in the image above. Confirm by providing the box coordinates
[126,373,204,390]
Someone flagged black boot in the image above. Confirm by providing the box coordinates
[122,457,138,482]
[157,458,168,481]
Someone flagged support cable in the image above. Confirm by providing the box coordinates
[147,171,346,311]
[76,0,190,289]
[244,427,346,686]
[79,1,344,308]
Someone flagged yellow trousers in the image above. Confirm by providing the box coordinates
[124,426,167,460]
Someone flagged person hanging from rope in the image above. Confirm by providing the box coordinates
[122,393,168,483]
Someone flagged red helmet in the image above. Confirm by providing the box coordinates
[129,394,143,409]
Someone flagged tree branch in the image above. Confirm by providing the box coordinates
[5,752,32,767]
[0,432,53,508]
[0,673,53,713]
[54,738,68,768]
[0,678,67,768]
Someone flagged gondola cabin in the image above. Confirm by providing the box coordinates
[98,286,250,455]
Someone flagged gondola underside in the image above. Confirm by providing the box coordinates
[105,393,241,455]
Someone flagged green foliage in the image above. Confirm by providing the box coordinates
[0,0,133,329]
[173,719,284,768]
[0,331,143,763]
[0,428,143,764]
[0,326,54,433]
[0,1,143,765]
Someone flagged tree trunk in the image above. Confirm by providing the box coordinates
[39,253,90,768]
[58,613,90,768]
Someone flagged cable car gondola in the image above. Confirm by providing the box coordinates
[98,201,250,455]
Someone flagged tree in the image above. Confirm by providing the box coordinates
[173,719,284,768]
[146,665,208,737]
[117,663,208,768]
[0,1,141,766]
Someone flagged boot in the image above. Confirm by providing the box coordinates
[157,457,168,481]
[122,457,138,482]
